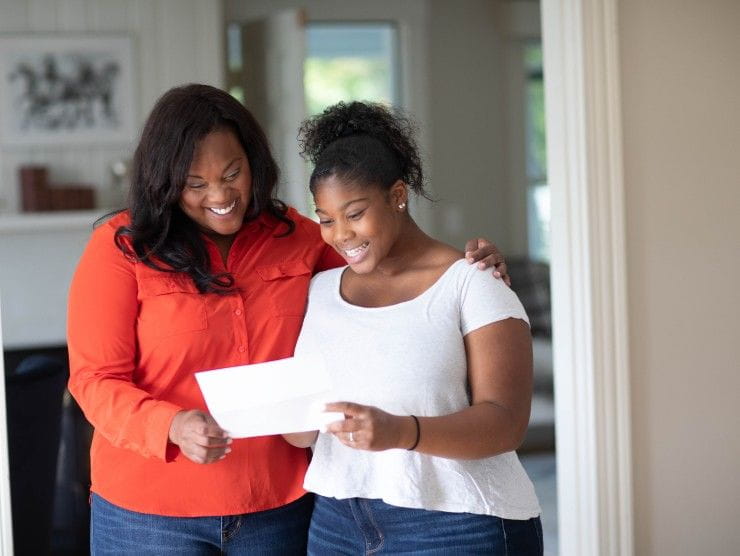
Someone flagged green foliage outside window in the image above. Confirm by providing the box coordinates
[304,57,392,117]
[525,44,547,183]
[525,43,550,262]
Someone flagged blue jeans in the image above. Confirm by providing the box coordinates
[90,492,313,555]
[308,495,543,555]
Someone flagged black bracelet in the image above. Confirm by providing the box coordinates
[407,415,421,451]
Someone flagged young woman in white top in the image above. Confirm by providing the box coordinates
[284,101,542,555]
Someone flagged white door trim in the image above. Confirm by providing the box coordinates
[541,0,634,554]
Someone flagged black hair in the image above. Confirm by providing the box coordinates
[298,101,430,200]
[114,83,293,294]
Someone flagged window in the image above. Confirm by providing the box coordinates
[226,23,244,104]
[304,23,399,116]
[524,43,549,263]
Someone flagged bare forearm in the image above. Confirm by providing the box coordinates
[399,403,528,460]
[283,430,318,448]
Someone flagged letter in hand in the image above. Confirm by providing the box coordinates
[464,238,511,286]
[169,409,232,464]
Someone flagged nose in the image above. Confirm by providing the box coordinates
[333,220,354,244]
[206,182,231,204]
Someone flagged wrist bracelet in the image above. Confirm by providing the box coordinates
[407,415,421,451]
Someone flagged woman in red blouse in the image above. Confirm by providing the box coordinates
[67,84,506,554]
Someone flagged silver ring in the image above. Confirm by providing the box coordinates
[349,431,355,443]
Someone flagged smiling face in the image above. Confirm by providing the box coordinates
[179,128,252,241]
[314,176,407,274]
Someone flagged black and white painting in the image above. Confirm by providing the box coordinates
[0,36,134,146]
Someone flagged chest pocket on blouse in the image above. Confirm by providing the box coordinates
[255,260,312,317]
[137,277,208,339]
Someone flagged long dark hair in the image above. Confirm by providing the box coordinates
[114,83,294,293]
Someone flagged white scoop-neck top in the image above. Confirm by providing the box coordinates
[295,259,541,519]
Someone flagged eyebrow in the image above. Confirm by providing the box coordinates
[187,157,241,179]
[315,197,369,214]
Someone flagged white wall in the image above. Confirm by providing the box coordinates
[427,0,539,255]
[618,0,740,553]
[0,0,224,348]
[426,0,507,251]
[0,0,224,213]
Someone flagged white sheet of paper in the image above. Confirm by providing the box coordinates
[195,352,343,438]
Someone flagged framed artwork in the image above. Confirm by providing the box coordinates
[0,35,135,146]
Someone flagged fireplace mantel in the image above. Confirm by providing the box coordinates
[0,210,106,234]
[0,211,104,349]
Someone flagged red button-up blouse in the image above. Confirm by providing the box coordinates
[67,208,343,516]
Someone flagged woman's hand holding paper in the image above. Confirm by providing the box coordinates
[324,402,418,452]
[169,409,232,464]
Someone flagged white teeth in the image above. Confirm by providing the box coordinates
[209,200,237,215]
[343,242,368,258]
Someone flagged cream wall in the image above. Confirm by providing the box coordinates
[619,0,740,553]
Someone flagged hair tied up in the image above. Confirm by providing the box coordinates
[299,101,431,200]
[301,101,402,163]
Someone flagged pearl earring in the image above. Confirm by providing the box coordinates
[398,202,406,210]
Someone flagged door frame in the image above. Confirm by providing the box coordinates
[542,0,634,554]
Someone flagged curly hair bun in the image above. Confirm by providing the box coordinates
[300,102,384,162]
[299,101,427,197]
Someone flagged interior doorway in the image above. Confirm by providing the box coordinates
[502,32,558,556]
[226,2,558,553]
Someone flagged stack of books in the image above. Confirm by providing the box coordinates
[19,165,95,212]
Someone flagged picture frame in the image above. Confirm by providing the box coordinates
[0,35,135,146]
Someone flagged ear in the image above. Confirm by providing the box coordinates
[389,180,408,210]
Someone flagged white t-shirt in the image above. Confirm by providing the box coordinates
[295,259,541,519]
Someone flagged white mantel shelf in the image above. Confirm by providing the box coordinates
[1,211,108,349]
[0,210,108,234]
